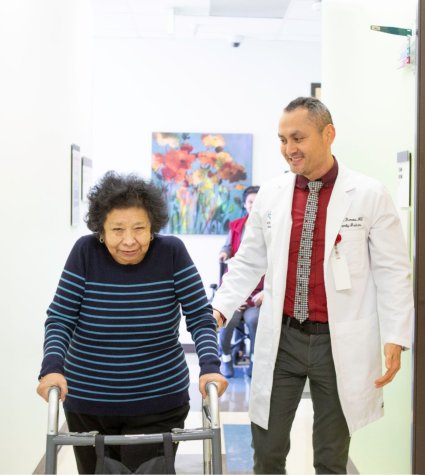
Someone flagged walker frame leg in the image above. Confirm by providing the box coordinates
[44,434,58,475]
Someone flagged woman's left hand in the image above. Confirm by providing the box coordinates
[199,373,228,399]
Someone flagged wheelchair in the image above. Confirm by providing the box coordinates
[209,262,253,378]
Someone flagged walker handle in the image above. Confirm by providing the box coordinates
[47,386,60,435]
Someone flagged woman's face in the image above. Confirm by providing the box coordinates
[102,207,152,265]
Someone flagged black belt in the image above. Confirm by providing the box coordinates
[282,314,329,335]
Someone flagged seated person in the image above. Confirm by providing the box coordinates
[218,186,264,378]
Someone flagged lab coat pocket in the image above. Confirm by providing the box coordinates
[338,229,366,275]
[332,315,381,401]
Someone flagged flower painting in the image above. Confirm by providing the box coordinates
[152,132,253,234]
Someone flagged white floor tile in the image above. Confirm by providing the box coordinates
[286,399,314,475]
[56,445,78,474]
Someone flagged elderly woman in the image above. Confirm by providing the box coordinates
[37,171,227,474]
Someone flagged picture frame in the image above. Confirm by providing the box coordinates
[70,144,81,226]
[311,82,322,99]
[81,156,93,202]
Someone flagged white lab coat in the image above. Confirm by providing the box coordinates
[212,165,413,434]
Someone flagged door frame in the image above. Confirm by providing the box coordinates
[413,0,425,472]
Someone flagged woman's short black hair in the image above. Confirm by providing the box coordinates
[243,185,260,204]
[85,171,168,235]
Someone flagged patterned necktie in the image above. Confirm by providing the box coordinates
[293,180,323,323]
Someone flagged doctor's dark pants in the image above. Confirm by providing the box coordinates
[251,320,350,474]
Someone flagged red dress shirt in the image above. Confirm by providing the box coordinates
[283,160,338,323]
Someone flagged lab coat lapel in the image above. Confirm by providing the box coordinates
[324,168,354,264]
[270,173,295,265]
[269,173,296,331]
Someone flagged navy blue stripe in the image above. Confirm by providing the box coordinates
[173,264,196,276]
[84,296,175,303]
[63,269,85,281]
[85,280,174,288]
[60,277,85,291]
[80,302,176,312]
[85,288,174,296]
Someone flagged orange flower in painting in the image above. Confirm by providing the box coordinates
[234,183,246,190]
[161,166,177,181]
[152,153,164,172]
[218,161,247,183]
[161,148,196,183]
[198,151,217,167]
[180,143,194,153]
[161,166,187,183]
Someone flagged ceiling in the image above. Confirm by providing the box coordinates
[92,0,321,44]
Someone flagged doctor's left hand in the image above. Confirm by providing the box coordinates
[374,343,402,388]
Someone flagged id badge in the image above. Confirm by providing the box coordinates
[331,246,352,291]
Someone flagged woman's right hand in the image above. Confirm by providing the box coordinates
[37,373,68,402]
[199,373,228,399]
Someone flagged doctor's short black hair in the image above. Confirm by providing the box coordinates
[85,171,169,235]
[284,96,333,132]
[243,186,260,203]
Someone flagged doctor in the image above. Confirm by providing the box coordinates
[212,97,413,474]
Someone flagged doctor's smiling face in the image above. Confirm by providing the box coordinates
[278,102,336,181]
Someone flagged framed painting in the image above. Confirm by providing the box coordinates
[152,132,253,234]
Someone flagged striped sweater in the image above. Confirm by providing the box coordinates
[39,234,220,416]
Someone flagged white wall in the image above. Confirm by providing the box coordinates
[322,0,417,472]
[91,37,321,299]
[0,1,93,472]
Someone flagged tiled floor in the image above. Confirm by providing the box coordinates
[54,354,314,474]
